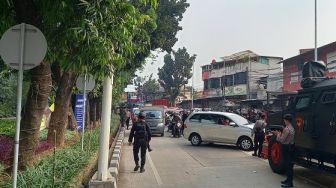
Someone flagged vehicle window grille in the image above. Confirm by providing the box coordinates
[322,92,336,104]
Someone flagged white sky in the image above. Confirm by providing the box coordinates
[138,0,336,90]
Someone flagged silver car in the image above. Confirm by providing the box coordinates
[183,111,254,151]
[142,107,165,137]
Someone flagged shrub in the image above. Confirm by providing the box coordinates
[1,114,118,188]
[0,119,16,137]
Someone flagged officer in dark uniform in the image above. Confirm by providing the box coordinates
[128,112,152,173]
[273,114,295,187]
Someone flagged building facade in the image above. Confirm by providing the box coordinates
[202,50,283,100]
[282,42,336,92]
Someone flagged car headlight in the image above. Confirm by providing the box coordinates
[158,123,164,127]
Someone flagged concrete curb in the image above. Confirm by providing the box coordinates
[89,127,126,188]
[108,127,126,184]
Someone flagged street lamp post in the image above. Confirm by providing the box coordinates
[314,0,318,61]
[191,62,195,109]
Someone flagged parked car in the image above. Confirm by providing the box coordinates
[142,107,165,136]
[183,111,254,151]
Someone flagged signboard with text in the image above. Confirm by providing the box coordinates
[74,94,86,130]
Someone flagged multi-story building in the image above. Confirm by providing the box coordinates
[202,50,283,100]
[282,41,336,92]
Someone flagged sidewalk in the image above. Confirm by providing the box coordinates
[117,129,162,188]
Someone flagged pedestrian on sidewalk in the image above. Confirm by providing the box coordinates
[128,112,152,173]
[126,109,131,130]
[272,114,295,188]
[251,114,267,157]
[119,106,127,127]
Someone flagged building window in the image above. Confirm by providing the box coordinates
[210,78,220,89]
[234,72,247,85]
[290,72,299,84]
[204,80,209,90]
[260,57,269,65]
[223,75,234,86]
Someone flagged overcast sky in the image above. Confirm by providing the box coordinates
[138,0,336,90]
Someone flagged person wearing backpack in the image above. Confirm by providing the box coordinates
[251,114,267,157]
[128,111,152,173]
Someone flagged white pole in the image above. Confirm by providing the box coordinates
[81,74,87,151]
[12,23,25,188]
[314,0,318,61]
[191,62,195,109]
[97,75,113,181]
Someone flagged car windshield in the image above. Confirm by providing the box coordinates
[227,114,250,125]
[134,109,140,115]
[143,110,162,119]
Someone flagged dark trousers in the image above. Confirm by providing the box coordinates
[253,133,264,156]
[126,118,130,129]
[133,139,147,167]
[282,144,294,184]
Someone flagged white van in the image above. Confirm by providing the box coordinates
[183,111,254,151]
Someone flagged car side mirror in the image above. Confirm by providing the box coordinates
[229,122,237,127]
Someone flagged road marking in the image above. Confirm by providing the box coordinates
[147,153,163,186]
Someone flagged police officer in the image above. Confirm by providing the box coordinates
[128,112,151,173]
[251,114,267,157]
[273,114,295,188]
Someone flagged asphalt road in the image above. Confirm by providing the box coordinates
[117,129,336,188]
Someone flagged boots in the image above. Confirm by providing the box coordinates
[134,164,140,171]
[140,166,145,173]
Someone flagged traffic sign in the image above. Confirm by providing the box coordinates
[0,24,47,70]
[76,74,95,91]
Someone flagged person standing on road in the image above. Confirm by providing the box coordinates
[128,112,152,173]
[251,114,267,157]
[273,114,295,188]
[181,111,188,136]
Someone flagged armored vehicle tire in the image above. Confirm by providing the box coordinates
[190,133,202,146]
[268,135,286,174]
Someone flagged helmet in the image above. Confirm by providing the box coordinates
[138,112,146,119]
[283,114,293,122]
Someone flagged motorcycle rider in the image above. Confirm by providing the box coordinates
[172,112,181,137]
[128,112,152,173]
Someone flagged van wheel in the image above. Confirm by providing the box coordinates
[190,134,202,146]
[161,132,164,137]
[268,135,285,174]
[239,137,253,151]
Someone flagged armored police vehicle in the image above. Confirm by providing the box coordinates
[267,61,336,174]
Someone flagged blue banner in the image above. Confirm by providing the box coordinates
[74,94,86,130]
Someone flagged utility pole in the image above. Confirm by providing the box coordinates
[191,62,195,109]
[246,56,251,99]
[97,75,113,181]
[222,61,226,111]
[314,0,318,61]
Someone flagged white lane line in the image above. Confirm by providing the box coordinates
[147,153,163,186]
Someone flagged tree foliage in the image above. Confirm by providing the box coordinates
[158,47,196,104]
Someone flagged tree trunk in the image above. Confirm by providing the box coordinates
[67,102,77,131]
[19,61,52,169]
[96,97,102,124]
[47,71,76,146]
[89,97,97,128]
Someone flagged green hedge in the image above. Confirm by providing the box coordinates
[0,119,15,137]
[1,114,119,188]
